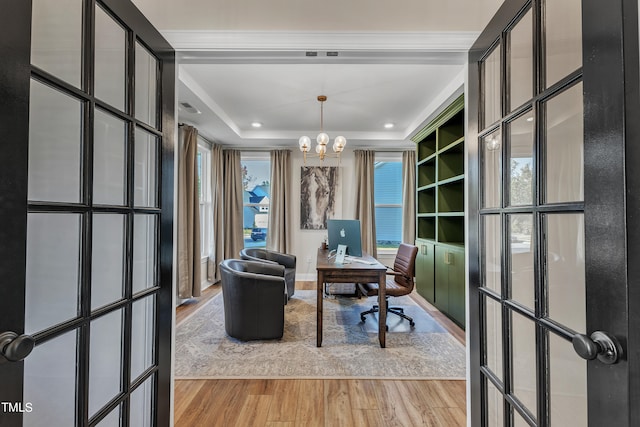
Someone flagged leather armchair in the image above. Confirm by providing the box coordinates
[219,259,286,341]
[239,248,296,299]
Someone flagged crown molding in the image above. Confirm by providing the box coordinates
[162,30,480,52]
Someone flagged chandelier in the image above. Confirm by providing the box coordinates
[299,95,346,163]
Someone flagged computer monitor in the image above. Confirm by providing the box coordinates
[327,219,362,257]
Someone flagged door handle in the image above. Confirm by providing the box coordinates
[0,331,35,363]
[572,331,622,365]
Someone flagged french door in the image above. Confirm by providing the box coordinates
[468,0,640,425]
[0,1,175,426]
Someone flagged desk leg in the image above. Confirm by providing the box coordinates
[378,271,386,348]
[317,270,323,347]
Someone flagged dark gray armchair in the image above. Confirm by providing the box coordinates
[219,259,286,341]
[239,248,296,299]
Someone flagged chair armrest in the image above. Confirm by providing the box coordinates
[240,252,279,266]
[268,252,296,269]
[241,260,285,277]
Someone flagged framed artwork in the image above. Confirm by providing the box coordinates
[300,166,341,229]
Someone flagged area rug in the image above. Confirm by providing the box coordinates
[175,290,466,379]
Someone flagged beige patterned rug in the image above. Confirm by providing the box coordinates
[175,290,466,379]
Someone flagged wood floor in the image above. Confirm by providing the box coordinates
[174,282,467,427]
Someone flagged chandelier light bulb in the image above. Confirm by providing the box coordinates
[299,135,311,151]
[317,132,329,146]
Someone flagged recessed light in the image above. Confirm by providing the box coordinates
[384,123,395,129]
[526,117,534,122]
[251,122,262,128]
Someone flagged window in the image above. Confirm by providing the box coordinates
[241,153,271,248]
[374,154,403,249]
[197,140,212,259]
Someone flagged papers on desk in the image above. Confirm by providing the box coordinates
[344,255,376,265]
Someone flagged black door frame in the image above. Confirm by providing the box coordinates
[468,0,640,425]
[0,0,175,425]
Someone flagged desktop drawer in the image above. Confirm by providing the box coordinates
[321,270,381,283]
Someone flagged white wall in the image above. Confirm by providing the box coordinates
[290,148,396,280]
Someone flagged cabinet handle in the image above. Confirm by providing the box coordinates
[421,245,427,255]
[445,252,453,265]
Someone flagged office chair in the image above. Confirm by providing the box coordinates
[358,243,419,328]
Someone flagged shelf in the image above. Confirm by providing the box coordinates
[438,174,464,186]
[417,216,436,240]
[439,137,464,155]
[417,133,437,161]
[417,158,436,187]
[437,109,464,150]
[438,180,464,213]
[417,153,436,165]
[438,141,464,181]
[437,216,465,244]
[417,187,436,214]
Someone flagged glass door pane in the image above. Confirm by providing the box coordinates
[89,309,123,418]
[25,213,81,334]
[549,332,587,426]
[508,114,533,207]
[509,214,534,310]
[94,109,127,206]
[91,214,126,310]
[546,213,586,333]
[482,129,502,208]
[135,42,158,127]
[544,83,584,203]
[23,330,78,427]
[545,0,583,87]
[28,80,83,203]
[509,9,533,111]
[483,45,502,128]
[31,0,83,87]
[95,4,126,111]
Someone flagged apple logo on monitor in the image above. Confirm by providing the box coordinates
[340,228,346,237]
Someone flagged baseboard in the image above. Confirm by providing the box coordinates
[296,273,317,281]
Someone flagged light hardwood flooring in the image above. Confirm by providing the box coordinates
[174,281,467,427]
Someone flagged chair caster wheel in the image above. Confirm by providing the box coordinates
[385,325,389,331]
[410,321,415,327]
[360,316,366,323]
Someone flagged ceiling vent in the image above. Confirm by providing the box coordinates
[179,102,200,114]
[305,51,318,57]
[326,52,339,57]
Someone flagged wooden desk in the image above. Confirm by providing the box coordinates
[316,248,388,348]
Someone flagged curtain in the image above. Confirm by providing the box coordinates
[223,149,244,259]
[355,150,377,258]
[267,149,292,253]
[402,150,416,244]
[177,125,201,298]
[207,143,224,282]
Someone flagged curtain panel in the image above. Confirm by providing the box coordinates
[402,150,416,244]
[207,143,224,283]
[355,150,377,258]
[177,125,201,298]
[267,149,292,253]
[223,149,245,259]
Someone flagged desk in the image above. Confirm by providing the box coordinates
[316,248,388,348]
